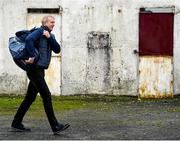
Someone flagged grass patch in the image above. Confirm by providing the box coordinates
[1,94,180,116]
[0,94,135,116]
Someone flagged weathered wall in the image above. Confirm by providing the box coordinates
[1,0,180,96]
[0,0,60,94]
[174,1,180,95]
[61,0,138,95]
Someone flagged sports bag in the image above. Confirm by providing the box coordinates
[8,27,39,71]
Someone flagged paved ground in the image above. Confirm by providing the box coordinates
[1,96,180,140]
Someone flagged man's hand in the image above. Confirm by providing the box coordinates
[25,57,35,64]
[43,30,50,38]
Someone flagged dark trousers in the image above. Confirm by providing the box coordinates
[12,66,58,129]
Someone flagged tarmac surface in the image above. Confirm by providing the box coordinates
[1,97,180,140]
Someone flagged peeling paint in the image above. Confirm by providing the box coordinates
[139,56,173,98]
[45,56,61,95]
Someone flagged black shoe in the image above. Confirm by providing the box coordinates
[11,122,31,132]
[52,123,70,135]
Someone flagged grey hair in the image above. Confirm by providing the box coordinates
[42,15,55,25]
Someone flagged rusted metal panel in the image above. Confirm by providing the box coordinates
[45,56,61,95]
[139,56,173,98]
[27,13,61,95]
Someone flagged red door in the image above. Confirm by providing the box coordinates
[139,11,174,98]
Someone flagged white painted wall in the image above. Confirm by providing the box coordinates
[1,0,180,96]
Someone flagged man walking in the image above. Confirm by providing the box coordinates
[11,15,70,134]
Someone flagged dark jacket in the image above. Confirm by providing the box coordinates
[25,27,60,69]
